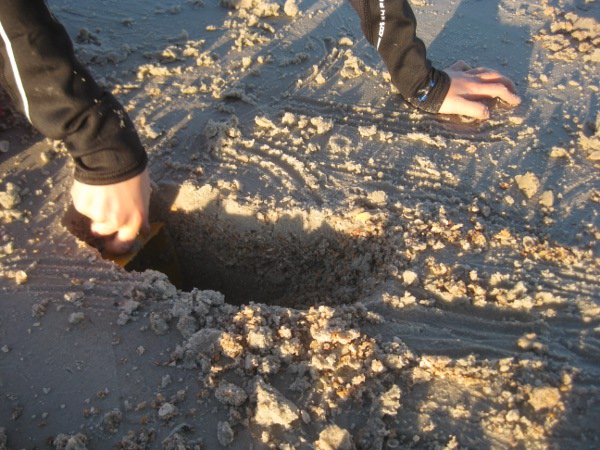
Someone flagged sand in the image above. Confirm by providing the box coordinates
[0,0,599,448]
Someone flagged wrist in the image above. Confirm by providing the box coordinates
[407,69,451,114]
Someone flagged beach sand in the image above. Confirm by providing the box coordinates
[1,0,599,448]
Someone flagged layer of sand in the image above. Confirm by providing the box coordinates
[1,0,599,448]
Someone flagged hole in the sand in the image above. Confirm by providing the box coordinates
[149,184,389,308]
[63,184,390,308]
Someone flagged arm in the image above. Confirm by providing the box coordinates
[0,0,149,253]
[348,0,520,119]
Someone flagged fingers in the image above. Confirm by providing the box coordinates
[440,96,490,120]
[90,213,144,254]
[104,225,140,255]
[90,221,118,237]
[445,61,520,93]
[463,67,493,76]
[479,82,521,106]
[460,81,521,107]
[471,70,518,94]
[459,100,490,121]
[440,63,522,119]
[91,220,141,254]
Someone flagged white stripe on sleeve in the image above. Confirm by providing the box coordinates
[0,20,31,122]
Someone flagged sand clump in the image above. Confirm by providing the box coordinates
[514,172,540,199]
[219,0,282,52]
[101,409,123,434]
[157,402,178,421]
[254,378,300,428]
[537,3,600,63]
[160,430,202,450]
[217,420,235,445]
[114,430,157,449]
[529,386,562,412]
[580,112,600,164]
[52,433,89,450]
[215,381,248,406]
[315,424,353,450]
[220,0,280,17]
[283,0,300,17]
[0,182,20,210]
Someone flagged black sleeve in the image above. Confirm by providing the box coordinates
[348,0,450,113]
[0,0,147,185]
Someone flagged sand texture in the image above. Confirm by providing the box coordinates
[1,0,599,448]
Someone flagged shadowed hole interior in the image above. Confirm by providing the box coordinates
[147,183,392,308]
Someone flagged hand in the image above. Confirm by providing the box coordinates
[71,169,151,254]
[438,61,521,120]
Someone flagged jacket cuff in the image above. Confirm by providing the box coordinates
[65,91,149,185]
[74,150,148,185]
[406,68,451,114]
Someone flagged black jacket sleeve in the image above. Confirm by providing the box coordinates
[348,0,450,113]
[0,0,147,185]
